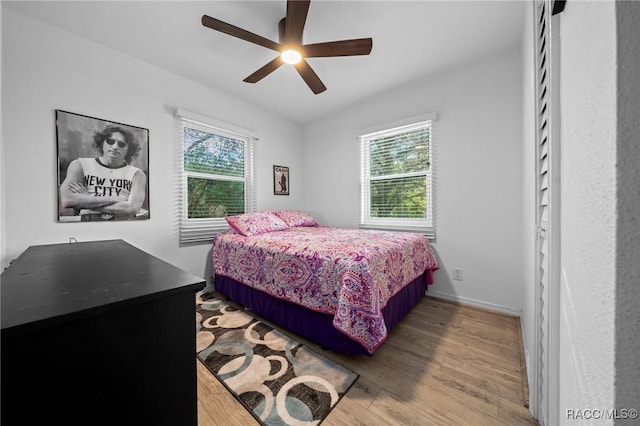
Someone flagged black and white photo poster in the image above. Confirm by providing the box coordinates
[56,110,150,222]
[273,165,289,195]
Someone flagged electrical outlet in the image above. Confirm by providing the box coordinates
[453,267,463,281]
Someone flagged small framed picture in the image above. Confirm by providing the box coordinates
[273,165,289,195]
[56,110,150,222]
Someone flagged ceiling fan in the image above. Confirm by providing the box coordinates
[201,0,373,94]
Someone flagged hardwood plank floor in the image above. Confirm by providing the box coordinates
[197,296,539,425]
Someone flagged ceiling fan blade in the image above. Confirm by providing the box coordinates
[202,15,281,52]
[294,59,327,94]
[243,57,284,83]
[303,38,373,57]
[285,0,310,44]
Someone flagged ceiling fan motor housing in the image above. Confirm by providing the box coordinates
[278,18,288,44]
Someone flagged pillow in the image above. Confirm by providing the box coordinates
[273,210,319,227]
[225,211,289,236]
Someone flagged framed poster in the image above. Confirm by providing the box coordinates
[273,165,289,195]
[56,110,150,222]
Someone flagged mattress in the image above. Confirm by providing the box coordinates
[213,225,438,354]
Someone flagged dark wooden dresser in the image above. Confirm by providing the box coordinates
[1,239,205,426]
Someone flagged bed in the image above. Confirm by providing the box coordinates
[212,210,439,356]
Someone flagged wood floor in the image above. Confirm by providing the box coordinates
[196,296,539,426]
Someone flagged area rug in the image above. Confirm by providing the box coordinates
[196,292,359,426]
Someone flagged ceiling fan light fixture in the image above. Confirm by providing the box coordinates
[281,49,302,65]
[201,0,373,94]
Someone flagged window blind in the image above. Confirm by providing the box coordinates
[177,110,257,244]
[359,118,436,238]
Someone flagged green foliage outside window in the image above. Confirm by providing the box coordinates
[183,127,246,219]
[370,176,427,218]
[187,178,244,218]
[368,128,430,219]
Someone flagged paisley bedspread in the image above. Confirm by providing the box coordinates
[212,226,439,354]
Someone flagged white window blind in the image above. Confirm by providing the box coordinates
[177,110,257,244]
[359,116,435,238]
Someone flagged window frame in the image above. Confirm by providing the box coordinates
[359,113,436,238]
[177,110,257,244]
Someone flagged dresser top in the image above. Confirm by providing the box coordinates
[1,239,205,334]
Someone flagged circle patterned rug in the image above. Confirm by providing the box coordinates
[196,292,359,425]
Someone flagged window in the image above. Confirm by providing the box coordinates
[178,110,257,244]
[359,115,435,238]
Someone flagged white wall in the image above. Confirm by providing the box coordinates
[301,48,525,313]
[558,1,617,421]
[1,9,303,282]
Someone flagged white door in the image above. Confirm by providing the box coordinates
[532,0,561,424]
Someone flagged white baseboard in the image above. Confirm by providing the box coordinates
[426,289,522,317]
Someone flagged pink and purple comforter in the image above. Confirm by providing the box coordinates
[212,226,439,354]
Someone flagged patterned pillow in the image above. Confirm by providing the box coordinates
[273,210,319,227]
[225,211,289,236]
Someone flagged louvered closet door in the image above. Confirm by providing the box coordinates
[533,0,561,424]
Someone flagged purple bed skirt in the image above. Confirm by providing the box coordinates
[214,271,431,356]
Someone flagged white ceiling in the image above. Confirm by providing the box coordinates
[3,0,525,124]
